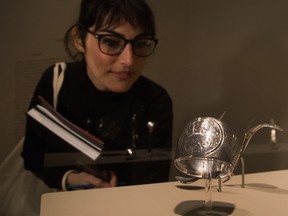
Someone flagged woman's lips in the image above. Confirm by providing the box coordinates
[112,71,133,80]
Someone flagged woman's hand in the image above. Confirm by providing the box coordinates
[66,171,117,189]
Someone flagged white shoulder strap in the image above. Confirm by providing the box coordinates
[53,62,66,109]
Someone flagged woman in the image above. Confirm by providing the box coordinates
[22,0,173,190]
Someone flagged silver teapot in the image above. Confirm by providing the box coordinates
[174,117,283,180]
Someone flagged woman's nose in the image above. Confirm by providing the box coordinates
[118,44,134,66]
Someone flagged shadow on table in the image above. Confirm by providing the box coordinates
[175,200,254,216]
[174,200,239,216]
[226,183,288,194]
[176,185,205,190]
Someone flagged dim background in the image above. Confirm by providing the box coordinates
[1,0,288,173]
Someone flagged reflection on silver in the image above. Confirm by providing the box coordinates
[126,114,137,157]
[147,121,155,156]
[175,175,199,184]
[147,121,155,133]
[126,148,134,156]
[270,118,277,143]
[174,117,283,181]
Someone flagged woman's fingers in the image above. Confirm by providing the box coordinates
[67,171,117,188]
[109,171,117,187]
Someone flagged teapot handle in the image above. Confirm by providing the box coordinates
[241,123,283,154]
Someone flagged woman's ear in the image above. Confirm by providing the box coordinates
[71,26,85,53]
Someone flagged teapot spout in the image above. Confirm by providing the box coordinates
[241,123,284,154]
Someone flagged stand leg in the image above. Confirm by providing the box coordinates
[205,178,212,210]
[241,156,245,188]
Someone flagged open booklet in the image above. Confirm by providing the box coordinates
[27,96,104,160]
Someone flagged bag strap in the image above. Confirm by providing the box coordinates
[53,62,66,109]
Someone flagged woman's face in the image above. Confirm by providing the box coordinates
[80,22,147,93]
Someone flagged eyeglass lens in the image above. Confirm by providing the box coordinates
[99,35,156,57]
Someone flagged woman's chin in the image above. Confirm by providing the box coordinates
[109,83,133,93]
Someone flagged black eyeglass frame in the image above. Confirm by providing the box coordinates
[85,29,159,57]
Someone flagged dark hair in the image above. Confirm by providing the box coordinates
[64,0,156,60]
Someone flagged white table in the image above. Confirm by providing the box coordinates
[40,169,288,215]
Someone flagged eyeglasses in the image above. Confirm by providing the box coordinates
[85,29,158,57]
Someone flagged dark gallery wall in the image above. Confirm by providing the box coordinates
[1,0,288,172]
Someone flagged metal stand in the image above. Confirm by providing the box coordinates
[241,156,245,188]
